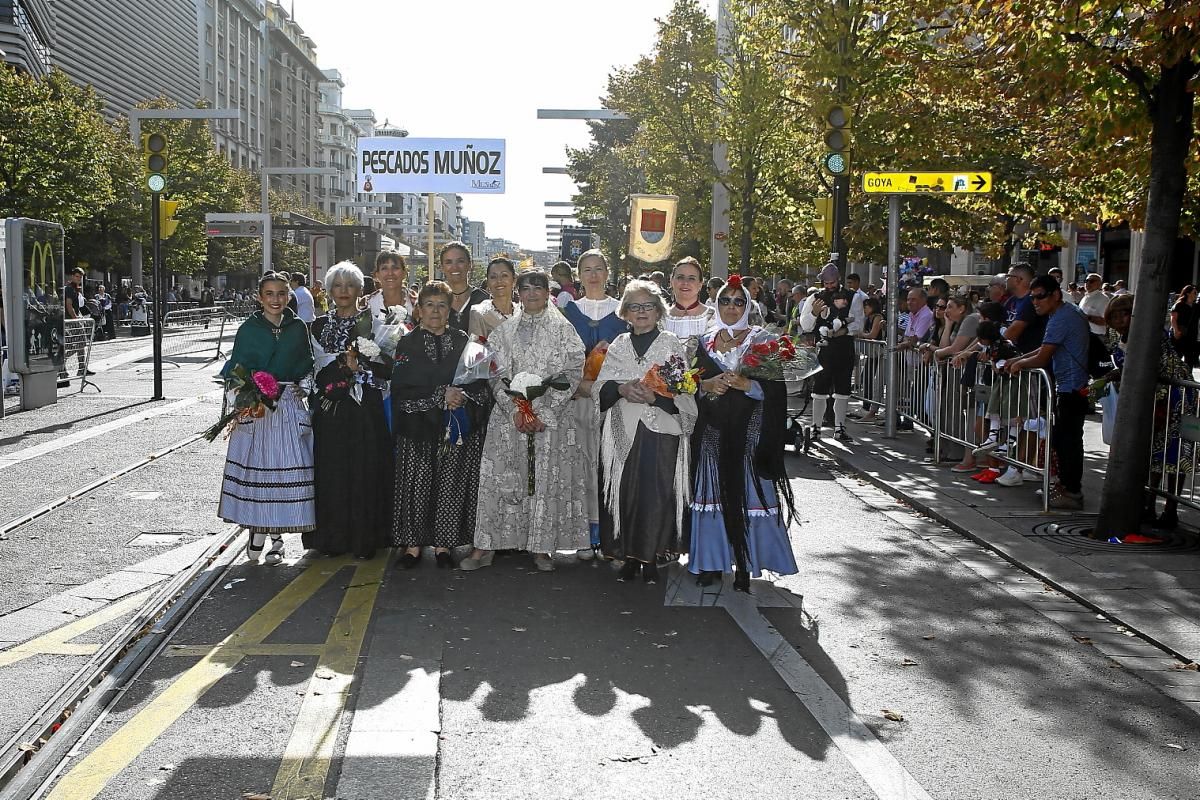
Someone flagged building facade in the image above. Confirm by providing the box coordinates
[0,0,53,77]
[316,69,365,223]
[197,0,267,173]
[265,1,321,206]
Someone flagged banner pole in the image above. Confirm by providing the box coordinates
[427,193,436,284]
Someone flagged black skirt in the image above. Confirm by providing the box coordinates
[599,421,680,563]
[304,386,392,558]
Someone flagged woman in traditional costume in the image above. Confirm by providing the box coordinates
[390,282,492,568]
[441,241,490,332]
[688,276,798,591]
[305,262,392,560]
[595,280,696,584]
[563,249,629,559]
[468,257,520,341]
[662,256,715,357]
[465,271,587,572]
[365,250,414,323]
[218,272,315,565]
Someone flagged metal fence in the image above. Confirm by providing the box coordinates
[160,308,229,365]
[61,317,99,393]
[1145,376,1200,513]
[851,339,1054,511]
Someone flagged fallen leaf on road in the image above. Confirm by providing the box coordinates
[1072,635,1093,646]
[882,710,904,722]
[222,579,246,590]
[289,661,304,668]
[242,793,272,800]
[399,654,413,661]
[653,644,669,649]
[665,631,678,637]
[1164,743,1187,751]
[158,764,175,771]
[620,611,633,615]
[314,669,335,680]
[922,635,936,640]
[512,627,527,632]
[1169,662,1199,671]
[901,658,919,667]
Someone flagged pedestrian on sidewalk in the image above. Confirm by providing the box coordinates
[290,273,316,324]
[1102,293,1194,528]
[390,282,492,570]
[217,272,316,564]
[595,280,696,584]
[306,263,392,560]
[798,263,862,443]
[688,277,799,592]
[1006,275,1090,510]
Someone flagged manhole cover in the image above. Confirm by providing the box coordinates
[1029,518,1200,553]
[127,532,184,547]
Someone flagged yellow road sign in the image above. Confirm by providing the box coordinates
[863,172,992,194]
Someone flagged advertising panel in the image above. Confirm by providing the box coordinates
[358,137,506,194]
[3,219,65,375]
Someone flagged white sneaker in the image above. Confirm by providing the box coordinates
[996,467,1023,487]
[972,434,1002,456]
[576,548,595,561]
[1023,470,1044,483]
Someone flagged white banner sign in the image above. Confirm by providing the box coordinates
[358,137,505,194]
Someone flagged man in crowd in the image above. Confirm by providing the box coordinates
[1048,268,1077,304]
[1079,271,1110,344]
[895,287,933,351]
[1006,275,1090,509]
[799,263,863,443]
[926,277,950,310]
[289,272,316,323]
[845,273,869,336]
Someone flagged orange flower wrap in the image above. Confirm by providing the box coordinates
[641,366,674,398]
[512,395,540,427]
[583,344,608,382]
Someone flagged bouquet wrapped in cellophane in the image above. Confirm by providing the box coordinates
[503,371,571,499]
[204,365,281,441]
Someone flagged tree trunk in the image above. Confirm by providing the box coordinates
[1094,57,1196,537]
[739,165,756,274]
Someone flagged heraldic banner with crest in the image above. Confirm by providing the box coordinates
[628,194,679,264]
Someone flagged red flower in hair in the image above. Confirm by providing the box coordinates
[727,274,743,289]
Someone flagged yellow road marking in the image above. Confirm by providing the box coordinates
[271,557,386,800]
[0,591,150,669]
[163,643,326,658]
[47,558,357,800]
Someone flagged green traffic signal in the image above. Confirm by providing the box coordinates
[823,152,848,176]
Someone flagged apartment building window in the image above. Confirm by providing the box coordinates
[206,24,213,44]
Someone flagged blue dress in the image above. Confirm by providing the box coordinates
[562,297,628,354]
[688,330,798,578]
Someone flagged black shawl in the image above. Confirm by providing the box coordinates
[390,327,489,442]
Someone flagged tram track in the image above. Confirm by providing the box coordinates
[0,524,244,800]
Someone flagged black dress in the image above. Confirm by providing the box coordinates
[449,287,491,332]
[390,327,492,547]
[304,313,392,558]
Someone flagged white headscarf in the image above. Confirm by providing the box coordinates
[713,275,753,336]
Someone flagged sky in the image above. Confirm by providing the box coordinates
[290,0,718,252]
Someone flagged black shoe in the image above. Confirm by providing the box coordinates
[809,425,821,441]
[1158,506,1179,530]
[733,572,751,592]
[642,562,659,584]
[696,570,720,587]
[835,426,853,443]
[85,369,96,376]
[435,551,453,568]
[617,559,640,582]
[397,552,421,569]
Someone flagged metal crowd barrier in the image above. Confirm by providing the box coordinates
[160,307,229,365]
[1145,376,1200,512]
[851,339,1054,511]
[62,317,99,393]
[216,300,255,320]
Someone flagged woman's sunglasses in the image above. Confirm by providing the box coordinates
[718,297,747,307]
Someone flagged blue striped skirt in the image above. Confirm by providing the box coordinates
[218,387,316,532]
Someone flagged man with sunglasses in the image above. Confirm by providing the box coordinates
[799,262,861,443]
[1006,275,1090,509]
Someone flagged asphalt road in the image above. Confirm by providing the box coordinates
[30,452,1200,800]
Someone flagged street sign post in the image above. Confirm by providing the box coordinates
[863,171,992,194]
[204,213,268,238]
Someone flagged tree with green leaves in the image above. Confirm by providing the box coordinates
[0,66,119,229]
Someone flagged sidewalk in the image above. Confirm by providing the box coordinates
[819,415,1200,667]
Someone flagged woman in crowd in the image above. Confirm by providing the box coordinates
[855,296,886,422]
[1170,285,1198,370]
[1104,294,1194,529]
[218,272,315,565]
[391,282,492,568]
[467,271,587,571]
[595,280,696,584]
[366,250,414,320]
[662,256,716,357]
[468,257,520,341]
[306,263,391,560]
[563,250,628,558]
[688,277,798,591]
[925,295,980,463]
[441,241,490,332]
[552,261,578,309]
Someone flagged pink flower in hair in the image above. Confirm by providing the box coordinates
[252,371,281,400]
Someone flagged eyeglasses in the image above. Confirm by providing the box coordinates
[1029,292,1050,301]
[625,302,658,313]
[718,297,748,307]
[936,304,948,310]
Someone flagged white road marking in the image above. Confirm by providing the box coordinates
[0,394,214,471]
[667,564,935,800]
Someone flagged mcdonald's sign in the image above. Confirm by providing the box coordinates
[3,218,65,376]
[27,240,58,296]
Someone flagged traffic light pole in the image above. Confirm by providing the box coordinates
[150,191,164,401]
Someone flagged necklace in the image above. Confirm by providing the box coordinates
[673,299,701,312]
[451,287,471,297]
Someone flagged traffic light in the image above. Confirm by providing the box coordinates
[142,132,168,176]
[822,105,852,177]
[812,197,833,244]
[159,199,181,240]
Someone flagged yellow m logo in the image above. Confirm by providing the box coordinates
[26,240,57,294]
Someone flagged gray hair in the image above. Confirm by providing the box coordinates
[325,261,364,294]
[618,279,667,322]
